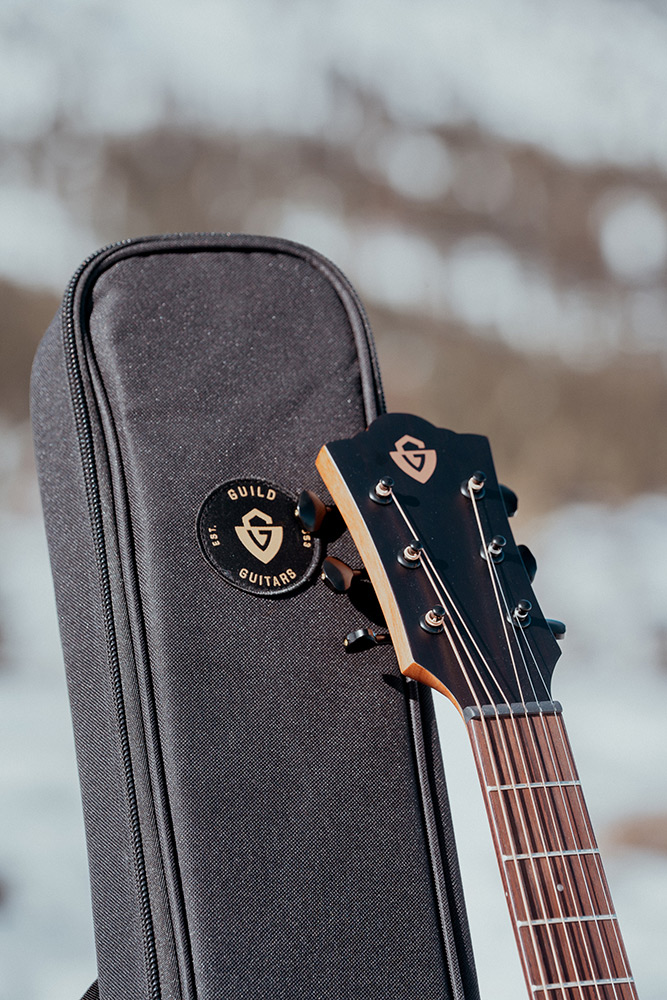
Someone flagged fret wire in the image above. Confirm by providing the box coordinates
[394,489,557,993]
[469,719,585,994]
[536,713,633,993]
[532,978,635,992]
[502,849,601,862]
[484,520,626,999]
[552,714,631,957]
[394,490,624,997]
[518,915,617,928]
[488,780,582,792]
[497,534,627,986]
[470,500,627,996]
[521,714,626,994]
[467,490,587,995]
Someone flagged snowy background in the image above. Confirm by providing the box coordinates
[1,2,667,998]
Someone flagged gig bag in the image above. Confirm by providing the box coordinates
[31,234,480,1000]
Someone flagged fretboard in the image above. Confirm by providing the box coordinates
[466,707,638,999]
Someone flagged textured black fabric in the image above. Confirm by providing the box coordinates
[32,235,480,1000]
[80,981,99,1000]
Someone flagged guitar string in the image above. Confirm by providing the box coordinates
[466,485,593,999]
[393,484,616,999]
[390,491,563,996]
[394,481,632,996]
[550,713,635,996]
[368,464,632,997]
[416,556,555,995]
[497,546,635,989]
[486,558,622,1000]
[500,567,635,989]
[466,490,614,1000]
[471,495,631,991]
[490,557,633,996]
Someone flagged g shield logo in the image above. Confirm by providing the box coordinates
[197,478,320,597]
[390,434,437,483]
[235,508,283,564]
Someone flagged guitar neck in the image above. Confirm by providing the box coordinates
[466,706,638,999]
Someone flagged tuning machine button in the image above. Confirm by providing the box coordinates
[344,628,393,653]
[321,556,362,593]
[517,543,537,583]
[499,484,518,517]
[546,619,567,640]
[295,489,345,539]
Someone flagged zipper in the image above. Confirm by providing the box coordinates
[62,238,162,1000]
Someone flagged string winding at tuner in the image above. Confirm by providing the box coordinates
[316,412,639,1000]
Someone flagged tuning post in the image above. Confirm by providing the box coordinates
[370,475,394,505]
[344,628,393,653]
[420,605,446,634]
[511,599,533,628]
[482,535,506,563]
[461,470,486,499]
[397,539,424,568]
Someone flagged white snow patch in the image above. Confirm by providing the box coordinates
[374,130,453,201]
[0,185,99,292]
[596,191,667,282]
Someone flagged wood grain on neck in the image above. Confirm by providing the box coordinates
[467,709,638,999]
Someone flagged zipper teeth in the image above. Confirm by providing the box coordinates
[63,238,162,1000]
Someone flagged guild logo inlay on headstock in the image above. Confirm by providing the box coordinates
[390,434,437,483]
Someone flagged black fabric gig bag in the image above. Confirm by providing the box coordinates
[31,234,480,1000]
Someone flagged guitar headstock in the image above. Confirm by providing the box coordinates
[316,413,562,717]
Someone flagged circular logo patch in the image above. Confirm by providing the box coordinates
[197,478,321,597]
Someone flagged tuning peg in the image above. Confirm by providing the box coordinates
[344,628,393,653]
[517,543,537,583]
[321,556,362,593]
[295,489,328,532]
[546,619,566,640]
[499,484,518,517]
[511,599,533,628]
[461,471,486,499]
[321,557,385,625]
[482,535,507,564]
[295,489,345,539]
